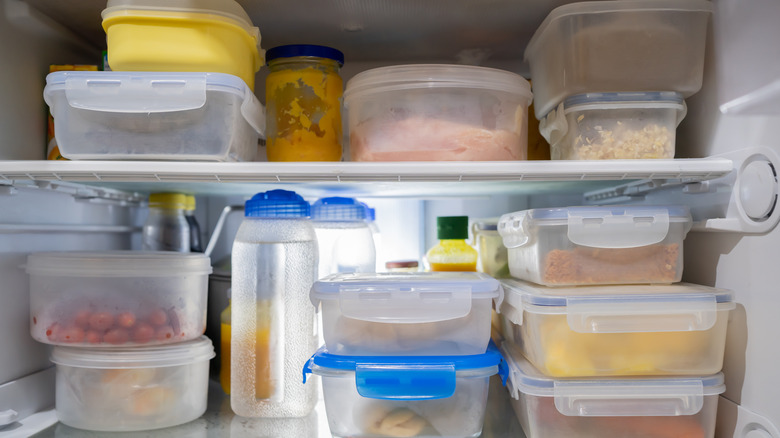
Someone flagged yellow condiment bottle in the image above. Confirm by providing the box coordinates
[426,216,478,272]
[265,45,344,161]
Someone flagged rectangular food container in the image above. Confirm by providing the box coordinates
[471,220,510,278]
[27,251,211,347]
[43,71,265,161]
[303,342,507,438]
[310,272,503,356]
[101,0,263,91]
[51,336,214,432]
[540,92,687,160]
[502,342,724,438]
[497,205,692,286]
[525,0,713,120]
[343,64,532,161]
[499,279,734,378]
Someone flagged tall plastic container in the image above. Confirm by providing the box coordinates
[230,189,318,418]
[426,216,478,272]
[142,193,190,252]
[311,197,376,278]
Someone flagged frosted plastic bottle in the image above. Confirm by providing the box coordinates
[142,193,190,252]
[311,197,375,278]
[426,216,478,272]
[230,189,318,418]
[184,195,203,252]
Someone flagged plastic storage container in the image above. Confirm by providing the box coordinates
[310,272,503,356]
[343,64,532,161]
[27,251,211,347]
[497,205,692,286]
[525,0,713,119]
[540,92,687,160]
[43,71,265,161]
[312,197,376,278]
[51,336,214,432]
[499,279,735,377]
[142,193,190,252]
[472,220,509,278]
[101,0,263,90]
[302,342,507,438]
[502,342,724,438]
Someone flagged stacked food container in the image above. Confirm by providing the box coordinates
[304,272,508,437]
[495,205,735,437]
[43,0,265,161]
[26,251,214,431]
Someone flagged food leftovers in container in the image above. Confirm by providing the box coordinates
[27,251,211,347]
[499,279,735,377]
[51,336,214,432]
[497,205,692,286]
[343,64,532,161]
[302,341,507,438]
[540,92,687,160]
[310,272,503,356]
[472,220,510,278]
[502,341,724,438]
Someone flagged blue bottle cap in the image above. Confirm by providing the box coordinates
[244,189,310,218]
[311,197,368,222]
[266,44,345,66]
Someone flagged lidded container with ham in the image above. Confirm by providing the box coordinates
[343,64,532,161]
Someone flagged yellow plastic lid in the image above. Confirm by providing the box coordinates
[184,195,196,211]
[149,193,187,209]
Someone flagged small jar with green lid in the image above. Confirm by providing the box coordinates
[426,216,478,272]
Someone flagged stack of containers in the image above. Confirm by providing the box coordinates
[524,0,713,160]
[25,251,215,432]
[304,272,508,438]
[42,0,265,161]
[496,205,735,438]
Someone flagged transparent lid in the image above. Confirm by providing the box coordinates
[51,336,215,369]
[245,189,310,218]
[563,91,686,112]
[311,197,368,222]
[26,251,212,277]
[102,0,257,36]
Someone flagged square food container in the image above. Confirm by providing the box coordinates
[525,0,713,120]
[27,251,211,347]
[101,0,263,91]
[310,272,503,356]
[499,279,735,378]
[502,342,724,438]
[540,92,687,160]
[43,71,265,161]
[302,342,507,438]
[343,64,532,161]
[497,205,692,286]
[51,336,214,432]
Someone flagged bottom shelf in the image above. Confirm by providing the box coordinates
[31,376,524,437]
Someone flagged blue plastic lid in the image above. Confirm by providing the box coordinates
[303,341,507,400]
[266,44,345,66]
[311,197,368,222]
[563,91,685,108]
[244,189,310,218]
[366,205,376,222]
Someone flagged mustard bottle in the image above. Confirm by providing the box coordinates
[426,216,478,272]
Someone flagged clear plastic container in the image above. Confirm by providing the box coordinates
[471,220,509,278]
[302,342,506,438]
[43,71,265,161]
[310,272,503,356]
[27,251,211,347]
[497,205,692,286]
[502,342,724,438]
[51,336,214,432]
[540,92,687,160]
[499,280,735,378]
[142,193,190,252]
[101,0,262,90]
[525,0,713,119]
[312,197,376,278]
[343,64,532,161]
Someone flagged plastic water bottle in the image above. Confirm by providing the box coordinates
[311,197,375,278]
[230,189,318,418]
[142,193,190,252]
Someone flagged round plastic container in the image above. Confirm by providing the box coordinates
[312,197,376,278]
[51,336,214,432]
[27,251,211,347]
[343,64,532,161]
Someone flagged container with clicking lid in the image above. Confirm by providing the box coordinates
[27,251,211,347]
[51,336,214,432]
[499,279,735,378]
[302,342,507,438]
[310,272,503,356]
[502,342,724,438]
[540,92,687,160]
[497,205,692,286]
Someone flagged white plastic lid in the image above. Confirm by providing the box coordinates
[26,251,212,277]
[500,279,735,333]
[343,64,532,103]
[51,336,215,369]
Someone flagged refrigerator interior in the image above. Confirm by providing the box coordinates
[1,0,780,437]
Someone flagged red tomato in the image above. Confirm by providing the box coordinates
[73,310,92,329]
[147,308,168,326]
[45,323,60,341]
[117,311,137,328]
[88,312,115,331]
[104,328,130,345]
[84,330,102,344]
[155,325,174,342]
[132,323,155,343]
[60,326,85,343]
